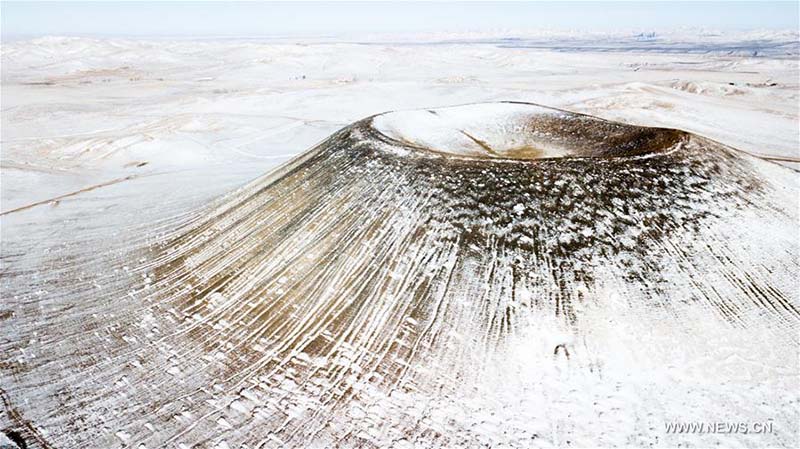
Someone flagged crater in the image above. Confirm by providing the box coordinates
[371,102,687,160]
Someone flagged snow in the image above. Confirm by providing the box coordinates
[373,103,573,159]
[1,30,799,448]
[2,31,797,175]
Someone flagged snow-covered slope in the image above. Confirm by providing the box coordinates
[1,33,799,448]
[2,102,798,448]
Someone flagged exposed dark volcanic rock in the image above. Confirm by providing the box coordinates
[1,102,798,448]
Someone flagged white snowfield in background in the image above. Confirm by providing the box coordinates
[2,31,798,175]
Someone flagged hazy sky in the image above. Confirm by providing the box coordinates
[2,1,798,39]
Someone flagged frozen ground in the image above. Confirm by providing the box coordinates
[1,30,799,448]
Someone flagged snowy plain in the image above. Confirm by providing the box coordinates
[2,30,799,211]
[1,30,799,448]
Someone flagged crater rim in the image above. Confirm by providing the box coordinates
[369,101,688,161]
